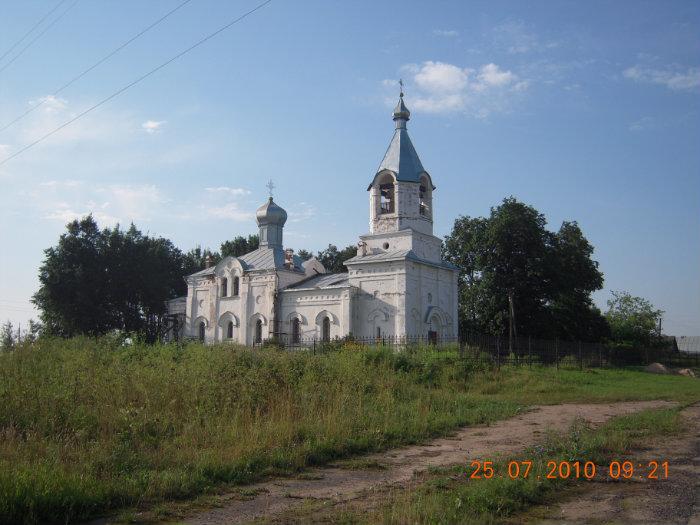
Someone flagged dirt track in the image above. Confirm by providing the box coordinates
[525,403,700,525]
[181,400,675,525]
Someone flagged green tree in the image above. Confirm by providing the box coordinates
[605,291,663,348]
[1,321,14,350]
[220,234,259,257]
[316,244,356,273]
[25,319,42,343]
[181,246,220,275]
[32,216,112,336]
[33,215,190,341]
[296,249,313,262]
[443,197,607,341]
[549,221,609,341]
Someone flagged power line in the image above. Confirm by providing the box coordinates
[0,0,68,65]
[0,0,193,134]
[0,0,273,168]
[0,0,79,76]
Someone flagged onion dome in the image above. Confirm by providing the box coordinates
[393,91,410,126]
[256,197,287,227]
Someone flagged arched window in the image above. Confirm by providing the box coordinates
[221,278,228,297]
[227,321,234,339]
[233,276,240,296]
[321,316,331,342]
[380,182,395,214]
[292,318,301,343]
[198,321,206,342]
[419,175,432,219]
[255,319,263,344]
[376,326,382,339]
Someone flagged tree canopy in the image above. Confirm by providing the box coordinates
[220,234,259,258]
[443,197,608,341]
[605,291,663,348]
[33,216,190,341]
[316,244,357,273]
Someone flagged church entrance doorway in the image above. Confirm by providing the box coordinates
[255,319,263,344]
[292,318,301,343]
[321,317,330,342]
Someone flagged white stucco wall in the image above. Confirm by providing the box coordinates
[278,287,352,341]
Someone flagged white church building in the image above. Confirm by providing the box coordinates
[168,92,458,345]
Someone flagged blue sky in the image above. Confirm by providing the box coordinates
[0,0,698,335]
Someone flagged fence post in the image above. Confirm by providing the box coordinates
[313,338,316,355]
[528,336,532,368]
[555,339,559,370]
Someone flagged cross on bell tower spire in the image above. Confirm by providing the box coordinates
[393,80,410,129]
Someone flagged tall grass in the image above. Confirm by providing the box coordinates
[0,338,511,524]
[0,338,697,524]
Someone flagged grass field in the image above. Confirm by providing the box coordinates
[0,338,698,524]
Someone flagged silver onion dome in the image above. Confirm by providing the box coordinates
[256,197,288,227]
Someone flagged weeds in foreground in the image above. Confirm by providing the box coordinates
[0,338,697,524]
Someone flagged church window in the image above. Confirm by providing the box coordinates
[198,321,205,342]
[419,185,428,216]
[321,317,331,342]
[380,183,395,214]
[233,276,240,296]
[255,319,263,344]
[292,318,301,343]
[227,321,234,339]
[376,326,381,339]
[382,242,390,250]
[221,278,228,297]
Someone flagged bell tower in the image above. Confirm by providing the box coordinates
[368,86,435,236]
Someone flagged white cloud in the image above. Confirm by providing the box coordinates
[141,120,166,134]
[31,95,68,113]
[629,116,654,132]
[14,94,135,147]
[205,186,251,196]
[393,60,526,117]
[476,63,516,87]
[43,206,120,227]
[413,61,470,93]
[433,29,459,37]
[288,202,316,223]
[412,94,465,113]
[34,182,168,226]
[205,203,254,222]
[623,65,700,92]
[100,184,166,221]
[38,179,81,188]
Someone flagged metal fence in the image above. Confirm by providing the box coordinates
[252,332,700,370]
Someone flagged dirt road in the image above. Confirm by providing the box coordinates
[181,400,675,524]
[522,403,700,524]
